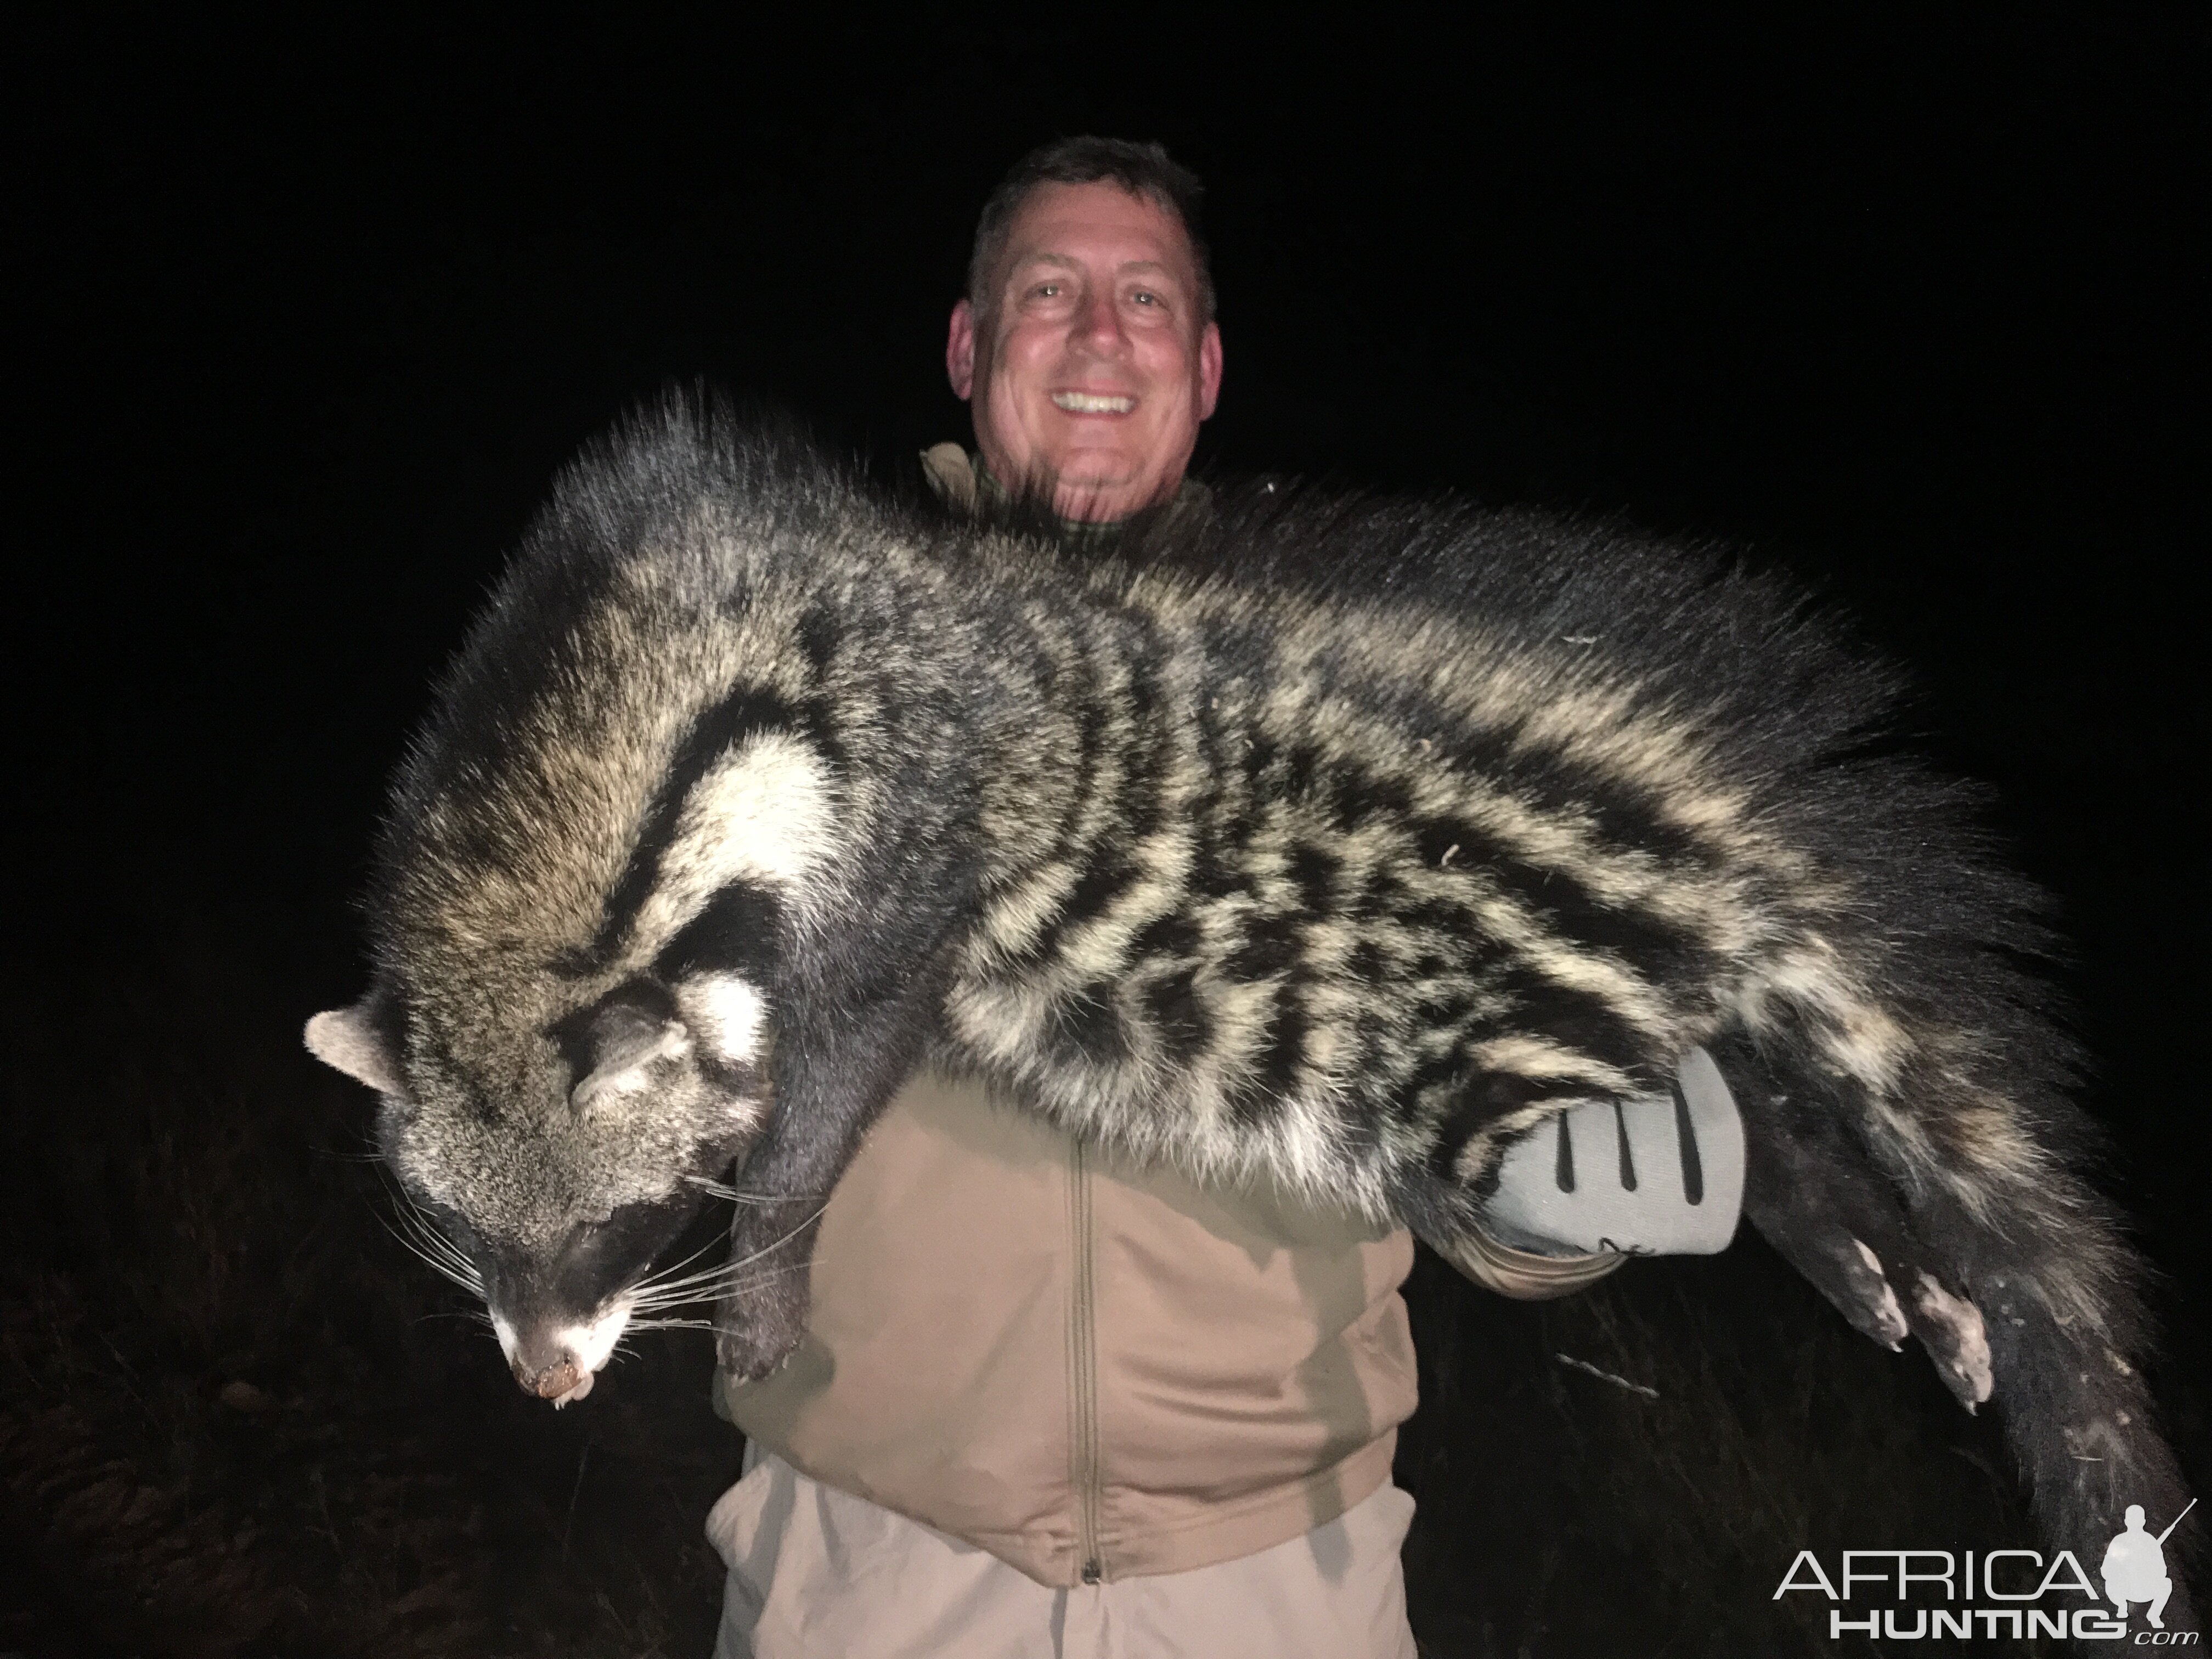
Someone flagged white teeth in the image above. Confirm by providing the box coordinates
[1052,392,1134,414]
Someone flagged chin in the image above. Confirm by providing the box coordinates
[1044,449,1138,486]
[1052,481,1155,523]
[1051,452,1155,495]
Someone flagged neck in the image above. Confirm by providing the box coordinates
[971,453,1193,536]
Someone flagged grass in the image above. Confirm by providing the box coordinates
[1,891,2198,1656]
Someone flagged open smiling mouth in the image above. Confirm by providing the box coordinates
[1051,392,1135,414]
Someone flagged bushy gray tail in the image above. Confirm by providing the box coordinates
[1717,1030,2194,1630]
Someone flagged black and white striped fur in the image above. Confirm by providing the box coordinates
[306,403,2187,1595]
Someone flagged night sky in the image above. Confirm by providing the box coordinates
[8,8,2209,1642]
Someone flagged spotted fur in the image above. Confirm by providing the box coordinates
[307,400,2187,1600]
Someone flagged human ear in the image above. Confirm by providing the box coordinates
[947,300,977,400]
[1195,321,1223,420]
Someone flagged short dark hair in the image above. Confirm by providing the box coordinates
[967,136,1216,325]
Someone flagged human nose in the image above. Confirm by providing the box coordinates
[1070,288,1128,356]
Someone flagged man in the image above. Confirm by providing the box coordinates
[940,149,1221,524]
[2103,1504,2179,1629]
[705,137,1740,1659]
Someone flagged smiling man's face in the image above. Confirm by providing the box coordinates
[949,180,1223,523]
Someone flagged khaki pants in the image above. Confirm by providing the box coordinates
[706,1451,1420,1659]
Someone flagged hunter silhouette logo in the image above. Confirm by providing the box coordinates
[2106,1499,2194,1632]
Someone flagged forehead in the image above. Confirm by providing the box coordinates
[995,180,1197,288]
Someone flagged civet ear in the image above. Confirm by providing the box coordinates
[562,983,692,1118]
[305,1001,407,1097]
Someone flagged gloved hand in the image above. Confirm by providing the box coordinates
[1477,1047,1745,1259]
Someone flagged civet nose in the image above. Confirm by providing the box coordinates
[514,1355,582,1400]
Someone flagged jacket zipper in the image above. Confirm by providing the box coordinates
[1068,1135,1104,1584]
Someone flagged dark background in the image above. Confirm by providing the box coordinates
[5,10,2206,1656]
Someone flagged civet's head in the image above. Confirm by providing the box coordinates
[306,957,775,1405]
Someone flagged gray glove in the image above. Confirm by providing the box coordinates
[1478,1047,1744,1259]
